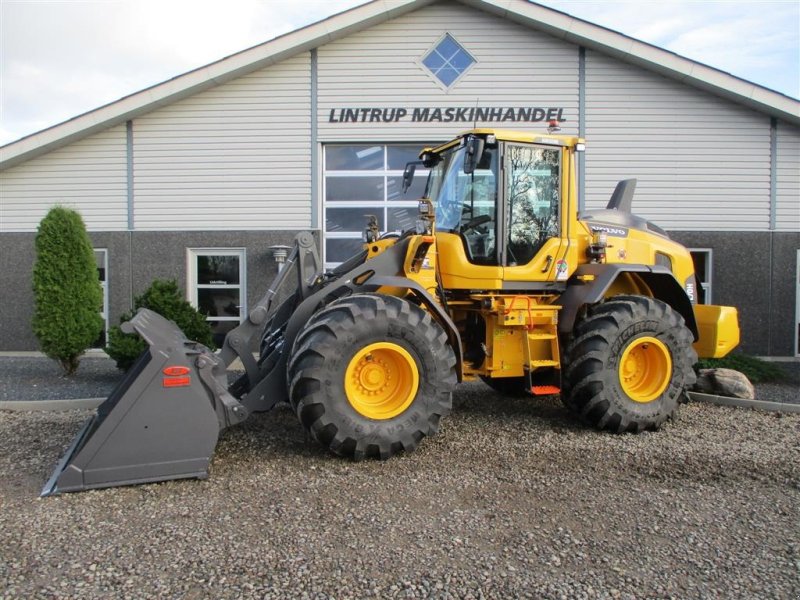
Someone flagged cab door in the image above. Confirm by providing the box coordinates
[501,143,568,284]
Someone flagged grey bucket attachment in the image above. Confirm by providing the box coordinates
[41,309,248,496]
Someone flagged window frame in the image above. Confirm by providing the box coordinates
[419,32,477,90]
[92,248,109,349]
[795,249,799,357]
[500,142,563,268]
[689,248,713,305]
[187,248,247,341]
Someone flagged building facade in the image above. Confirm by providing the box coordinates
[1,0,799,355]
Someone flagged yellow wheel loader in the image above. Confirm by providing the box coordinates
[42,129,740,495]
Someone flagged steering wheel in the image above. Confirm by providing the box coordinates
[460,214,492,234]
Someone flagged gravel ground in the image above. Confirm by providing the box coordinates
[0,368,798,599]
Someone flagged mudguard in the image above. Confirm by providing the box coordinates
[558,263,698,339]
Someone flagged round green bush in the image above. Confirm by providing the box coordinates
[32,207,104,375]
[106,279,214,371]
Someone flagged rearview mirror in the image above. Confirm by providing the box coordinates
[463,136,485,175]
[402,161,420,193]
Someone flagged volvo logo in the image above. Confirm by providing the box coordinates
[589,223,628,238]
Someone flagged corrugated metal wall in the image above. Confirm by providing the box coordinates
[584,51,772,232]
[775,121,800,231]
[132,53,312,231]
[317,1,579,141]
[0,125,127,232]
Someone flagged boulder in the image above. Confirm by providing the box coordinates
[693,368,755,400]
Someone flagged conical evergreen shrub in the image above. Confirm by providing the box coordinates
[32,206,104,375]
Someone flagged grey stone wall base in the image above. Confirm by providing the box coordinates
[0,398,104,412]
[669,230,799,356]
[687,392,800,414]
[0,230,318,352]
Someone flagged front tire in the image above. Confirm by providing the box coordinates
[288,294,457,459]
[562,295,697,433]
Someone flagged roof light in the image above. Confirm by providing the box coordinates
[576,143,586,152]
[547,119,561,133]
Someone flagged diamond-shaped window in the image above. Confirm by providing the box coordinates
[421,34,475,88]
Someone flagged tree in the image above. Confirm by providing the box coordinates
[106,279,214,371]
[32,206,104,375]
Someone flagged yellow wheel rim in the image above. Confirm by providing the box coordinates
[618,336,672,403]
[345,342,419,420]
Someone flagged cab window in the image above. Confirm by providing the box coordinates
[432,144,499,265]
[505,145,560,266]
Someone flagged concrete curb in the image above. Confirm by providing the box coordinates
[0,398,104,412]
[687,392,800,414]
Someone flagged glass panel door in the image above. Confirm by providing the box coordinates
[323,143,434,268]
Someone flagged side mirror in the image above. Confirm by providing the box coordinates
[463,136,485,175]
[402,162,419,193]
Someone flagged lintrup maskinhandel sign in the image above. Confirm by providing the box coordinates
[328,106,567,124]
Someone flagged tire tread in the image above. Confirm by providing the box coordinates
[562,295,697,433]
[288,294,456,459]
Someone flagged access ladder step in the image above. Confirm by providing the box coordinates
[529,359,559,367]
[527,333,557,340]
[531,385,561,396]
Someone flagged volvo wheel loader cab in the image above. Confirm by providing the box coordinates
[43,128,740,495]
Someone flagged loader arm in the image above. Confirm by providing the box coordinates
[219,231,324,408]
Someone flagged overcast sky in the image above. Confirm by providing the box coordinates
[1,0,798,146]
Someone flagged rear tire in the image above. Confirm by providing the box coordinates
[562,295,697,433]
[288,294,457,459]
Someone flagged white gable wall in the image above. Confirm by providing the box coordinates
[317,1,580,141]
[775,121,800,231]
[0,125,127,232]
[584,51,772,231]
[131,53,312,231]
